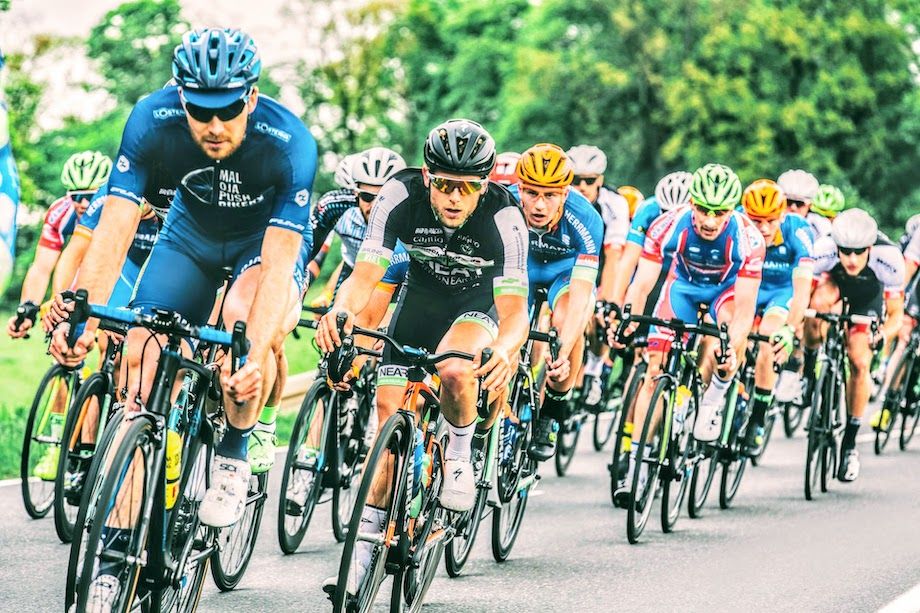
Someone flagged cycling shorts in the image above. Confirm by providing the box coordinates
[107,257,143,309]
[378,280,498,388]
[756,283,794,321]
[529,259,575,311]
[131,224,308,325]
[648,277,734,352]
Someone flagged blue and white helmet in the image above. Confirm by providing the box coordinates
[172,28,261,107]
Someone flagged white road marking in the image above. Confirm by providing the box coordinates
[878,582,920,613]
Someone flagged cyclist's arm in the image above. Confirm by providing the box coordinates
[560,277,595,357]
[787,273,812,329]
[330,260,387,318]
[883,293,904,345]
[493,292,530,361]
[598,244,623,303]
[729,275,760,346]
[787,223,816,328]
[611,242,641,305]
[19,245,60,305]
[52,230,91,294]
[623,256,661,315]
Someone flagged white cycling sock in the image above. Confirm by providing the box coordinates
[703,374,731,406]
[445,421,476,462]
[355,506,387,569]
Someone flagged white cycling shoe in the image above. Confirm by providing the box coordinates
[440,459,476,512]
[198,455,250,528]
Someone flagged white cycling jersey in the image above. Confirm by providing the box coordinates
[812,232,905,297]
[903,228,920,266]
[805,211,833,239]
[595,186,630,249]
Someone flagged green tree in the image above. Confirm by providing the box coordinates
[87,0,189,106]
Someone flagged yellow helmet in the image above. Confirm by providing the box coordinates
[742,178,787,220]
[618,185,645,218]
[516,143,574,188]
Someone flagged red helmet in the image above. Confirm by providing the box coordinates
[489,151,522,186]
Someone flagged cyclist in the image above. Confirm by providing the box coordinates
[50,27,318,542]
[7,151,111,340]
[611,164,765,504]
[565,144,629,406]
[306,146,406,296]
[507,143,603,459]
[618,185,644,220]
[316,118,529,596]
[489,151,521,186]
[304,154,357,301]
[807,208,905,481]
[777,169,827,237]
[739,179,815,455]
[898,213,920,253]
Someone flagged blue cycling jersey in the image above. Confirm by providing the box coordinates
[759,213,815,291]
[381,242,410,286]
[108,85,317,245]
[76,185,160,267]
[628,197,664,247]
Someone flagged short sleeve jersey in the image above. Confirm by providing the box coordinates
[108,86,318,244]
[643,208,765,286]
[760,213,815,290]
[76,185,160,267]
[594,186,630,249]
[627,198,665,247]
[358,169,529,298]
[334,206,368,269]
[38,196,80,251]
[507,183,604,284]
[805,211,833,240]
[309,188,357,260]
[812,232,905,298]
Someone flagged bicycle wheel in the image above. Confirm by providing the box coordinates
[609,362,645,505]
[445,452,489,577]
[804,370,830,501]
[55,372,110,543]
[21,364,72,519]
[492,399,536,562]
[72,416,157,613]
[661,384,695,533]
[900,375,920,449]
[750,407,777,467]
[719,445,748,510]
[491,476,530,562]
[332,392,368,543]
[554,410,582,477]
[592,367,622,451]
[877,351,911,454]
[782,399,806,438]
[277,380,332,554]
[627,378,666,544]
[687,444,718,518]
[332,413,411,613]
[211,471,268,591]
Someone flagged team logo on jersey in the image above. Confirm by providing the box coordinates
[295,189,310,207]
[460,242,474,255]
[117,155,130,172]
[153,107,185,120]
[254,122,291,143]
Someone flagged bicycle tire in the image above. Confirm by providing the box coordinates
[332,392,369,543]
[554,411,582,477]
[211,471,268,591]
[782,400,806,438]
[592,367,622,451]
[627,378,666,544]
[55,372,109,543]
[445,468,488,577]
[877,351,912,454]
[687,445,718,518]
[277,380,332,554]
[804,369,830,500]
[492,394,536,562]
[73,416,156,613]
[609,362,645,505]
[20,364,71,519]
[65,408,125,610]
[491,479,530,562]
[332,413,411,613]
[718,450,748,510]
[661,382,695,533]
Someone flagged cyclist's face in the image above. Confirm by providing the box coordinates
[838,247,870,275]
[691,204,731,240]
[751,216,782,243]
[423,167,487,229]
[66,190,96,215]
[519,184,568,229]
[572,174,602,203]
[354,183,382,219]
[786,198,811,217]
[184,88,257,161]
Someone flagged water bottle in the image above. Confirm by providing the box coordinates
[500,416,518,465]
[733,394,748,437]
[409,428,423,498]
[673,385,691,435]
[519,401,533,423]
[165,426,182,509]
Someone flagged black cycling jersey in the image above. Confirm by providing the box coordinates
[309,188,357,260]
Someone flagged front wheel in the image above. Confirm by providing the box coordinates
[626,378,667,544]
[782,400,806,438]
[211,472,268,591]
[554,411,582,477]
[687,446,718,519]
[445,477,488,577]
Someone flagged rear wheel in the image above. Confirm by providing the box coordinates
[687,445,718,519]
[332,392,368,543]
[554,410,582,477]
[876,352,912,454]
[900,403,920,450]
[661,383,695,533]
[609,362,645,505]
[626,378,666,544]
[492,409,535,562]
[782,400,806,438]
[804,370,830,501]
[21,365,72,519]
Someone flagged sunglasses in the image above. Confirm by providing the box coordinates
[67,190,96,203]
[184,97,248,123]
[428,173,488,196]
[573,175,599,186]
[787,199,809,208]
[356,190,377,203]
[838,246,868,256]
[693,203,731,217]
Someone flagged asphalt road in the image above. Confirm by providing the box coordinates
[2,416,920,613]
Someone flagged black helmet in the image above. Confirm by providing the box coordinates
[423,119,496,178]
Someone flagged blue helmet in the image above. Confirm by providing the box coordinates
[172,28,261,107]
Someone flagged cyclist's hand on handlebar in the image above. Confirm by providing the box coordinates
[608,319,636,349]
[222,360,263,406]
[7,314,32,339]
[545,353,571,383]
[715,343,738,374]
[316,309,354,353]
[327,364,357,393]
[474,345,514,392]
[49,324,94,368]
[770,325,795,365]
[43,293,74,332]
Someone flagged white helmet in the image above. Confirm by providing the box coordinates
[905,213,920,238]
[832,208,877,249]
[352,147,406,187]
[334,154,357,190]
[777,169,819,201]
[654,171,692,211]
[566,145,607,175]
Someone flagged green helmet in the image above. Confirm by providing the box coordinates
[689,163,742,212]
[61,151,112,191]
[811,184,845,219]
